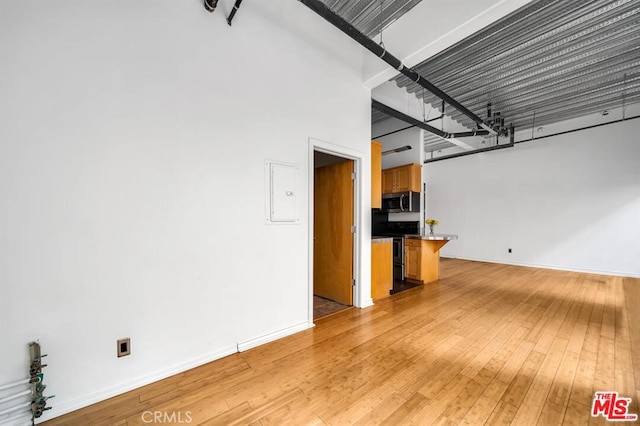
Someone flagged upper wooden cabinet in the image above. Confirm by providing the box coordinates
[382,163,422,194]
[371,141,382,208]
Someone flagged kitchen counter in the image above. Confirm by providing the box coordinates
[405,233,458,241]
[372,236,394,243]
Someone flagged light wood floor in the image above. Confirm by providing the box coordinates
[44,259,640,425]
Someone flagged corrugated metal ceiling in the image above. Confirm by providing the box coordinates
[320,0,423,38]
[364,0,639,151]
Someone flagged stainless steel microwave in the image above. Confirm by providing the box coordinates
[381,191,420,213]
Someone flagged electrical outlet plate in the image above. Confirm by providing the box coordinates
[117,338,131,357]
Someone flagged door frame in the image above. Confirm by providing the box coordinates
[308,137,369,327]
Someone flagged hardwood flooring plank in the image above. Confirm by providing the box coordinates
[354,392,407,426]
[198,402,253,426]
[510,337,569,424]
[40,260,639,426]
[562,399,592,426]
[614,276,639,418]
[623,277,640,393]
[492,349,546,423]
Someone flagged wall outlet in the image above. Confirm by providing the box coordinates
[508,248,512,253]
[117,338,131,357]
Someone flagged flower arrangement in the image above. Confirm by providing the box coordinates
[425,218,439,235]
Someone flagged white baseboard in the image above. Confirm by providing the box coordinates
[359,298,374,308]
[443,255,640,278]
[36,321,316,423]
[237,322,312,352]
[36,344,238,424]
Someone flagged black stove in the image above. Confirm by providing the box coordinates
[374,221,421,237]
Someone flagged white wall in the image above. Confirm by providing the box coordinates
[424,119,640,277]
[0,0,371,420]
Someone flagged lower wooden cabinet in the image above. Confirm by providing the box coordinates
[371,240,393,300]
[404,238,450,284]
[404,241,421,281]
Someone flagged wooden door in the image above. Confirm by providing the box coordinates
[314,160,354,305]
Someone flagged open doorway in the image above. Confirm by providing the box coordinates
[313,151,355,320]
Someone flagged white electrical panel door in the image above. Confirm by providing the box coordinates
[267,161,298,223]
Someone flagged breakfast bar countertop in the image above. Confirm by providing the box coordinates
[404,233,459,241]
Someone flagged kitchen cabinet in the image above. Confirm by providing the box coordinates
[371,141,382,208]
[371,238,393,299]
[404,237,454,284]
[404,238,422,281]
[382,163,421,194]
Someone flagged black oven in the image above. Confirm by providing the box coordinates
[392,237,404,281]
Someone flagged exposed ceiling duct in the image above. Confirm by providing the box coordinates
[372,100,490,139]
[299,0,497,135]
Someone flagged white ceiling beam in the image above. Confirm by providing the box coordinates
[362,0,535,89]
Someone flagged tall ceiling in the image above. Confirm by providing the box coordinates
[328,0,639,152]
[319,0,423,38]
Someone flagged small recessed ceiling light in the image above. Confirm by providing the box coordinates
[537,127,544,132]
[602,110,610,116]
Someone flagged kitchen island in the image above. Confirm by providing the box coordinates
[404,233,458,284]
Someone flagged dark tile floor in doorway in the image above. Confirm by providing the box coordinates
[390,279,422,295]
[313,295,351,319]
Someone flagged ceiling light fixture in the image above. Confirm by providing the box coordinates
[602,110,610,116]
[537,127,544,132]
[382,145,412,155]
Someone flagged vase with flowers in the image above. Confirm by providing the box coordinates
[425,218,439,235]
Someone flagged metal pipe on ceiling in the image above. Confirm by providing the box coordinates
[424,142,515,163]
[372,99,491,139]
[297,0,497,135]
[227,0,243,25]
[372,124,417,139]
[425,115,640,163]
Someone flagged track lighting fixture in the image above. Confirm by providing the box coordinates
[382,145,412,155]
